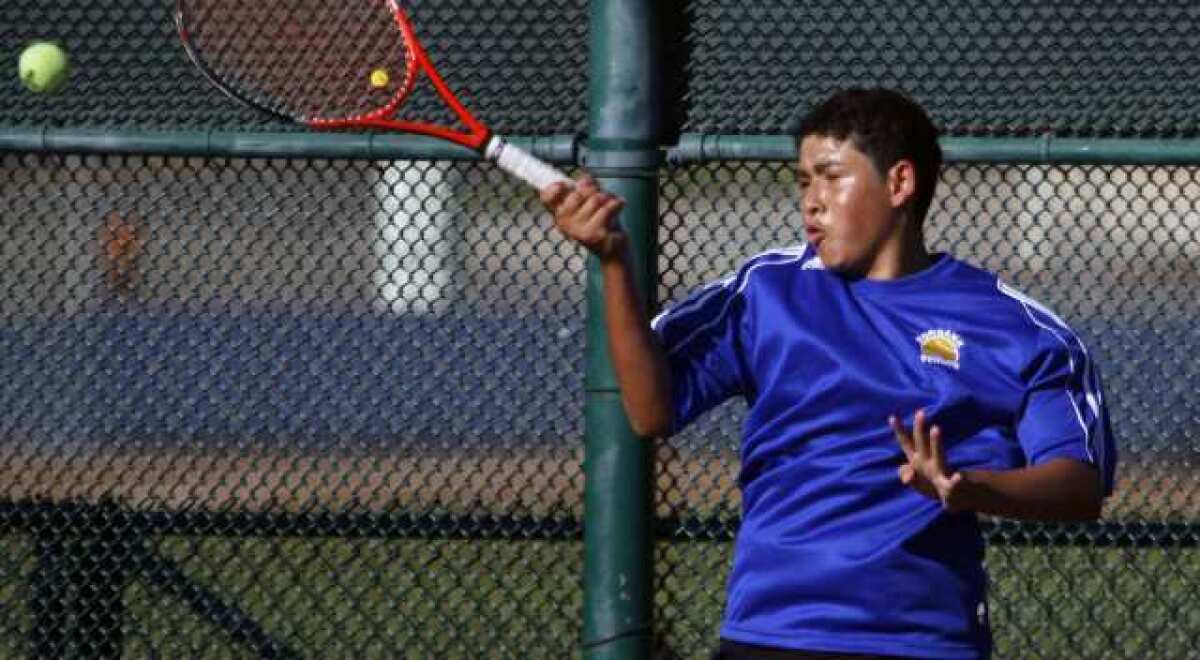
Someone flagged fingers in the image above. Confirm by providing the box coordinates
[556,185,588,218]
[890,414,915,462]
[541,174,626,258]
[544,175,603,219]
[574,190,623,239]
[892,408,948,469]
[540,176,595,204]
[895,409,961,507]
[575,186,614,219]
[538,181,571,208]
[912,409,930,458]
[929,423,946,474]
[539,174,596,209]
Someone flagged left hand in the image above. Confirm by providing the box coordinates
[890,409,966,511]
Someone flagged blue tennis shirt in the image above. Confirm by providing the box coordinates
[651,245,1116,658]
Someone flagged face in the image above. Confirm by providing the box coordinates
[797,134,905,277]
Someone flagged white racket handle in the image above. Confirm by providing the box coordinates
[485,136,572,190]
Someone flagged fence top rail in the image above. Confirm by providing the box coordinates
[669,134,1200,165]
[0,126,579,163]
[7,126,1200,165]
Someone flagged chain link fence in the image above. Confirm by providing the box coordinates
[675,1,1200,137]
[0,0,590,133]
[3,1,592,656]
[2,1,1198,658]
[0,151,589,657]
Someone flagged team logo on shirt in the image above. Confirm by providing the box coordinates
[917,329,964,370]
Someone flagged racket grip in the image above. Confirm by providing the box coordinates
[485,136,572,190]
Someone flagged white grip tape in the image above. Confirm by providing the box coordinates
[485,136,571,190]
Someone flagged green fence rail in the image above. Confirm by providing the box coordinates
[14,127,1200,167]
[0,128,578,163]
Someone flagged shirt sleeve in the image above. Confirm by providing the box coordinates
[651,268,752,435]
[1015,312,1118,496]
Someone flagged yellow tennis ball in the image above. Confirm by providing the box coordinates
[369,68,390,89]
[19,41,70,94]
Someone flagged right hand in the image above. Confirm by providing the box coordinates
[540,175,627,261]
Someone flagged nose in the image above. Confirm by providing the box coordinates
[802,183,821,220]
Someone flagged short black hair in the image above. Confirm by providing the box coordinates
[794,88,942,224]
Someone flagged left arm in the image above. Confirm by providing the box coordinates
[892,410,1104,522]
[940,459,1102,522]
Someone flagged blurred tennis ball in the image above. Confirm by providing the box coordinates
[369,67,390,89]
[19,41,70,94]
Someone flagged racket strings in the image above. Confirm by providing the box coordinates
[183,0,413,122]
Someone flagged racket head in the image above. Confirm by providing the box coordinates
[175,0,419,126]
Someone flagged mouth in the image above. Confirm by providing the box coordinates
[804,225,824,247]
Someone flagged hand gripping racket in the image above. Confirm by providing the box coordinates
[175,0,571,190]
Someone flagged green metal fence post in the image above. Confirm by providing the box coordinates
[582,1,662,658]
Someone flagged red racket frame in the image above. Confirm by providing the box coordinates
[177,0,494,151]
[311,0,493,151]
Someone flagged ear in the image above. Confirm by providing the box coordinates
[886,159,918,210]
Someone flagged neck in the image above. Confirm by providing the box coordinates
[864,221,931,280]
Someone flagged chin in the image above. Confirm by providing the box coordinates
[814,245,844,271]
[820,250,868,278]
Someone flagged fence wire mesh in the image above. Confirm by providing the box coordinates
[677,1,1200,137]
[1,1,1199,658]
[0,0,590,133]
[0,154,588,657]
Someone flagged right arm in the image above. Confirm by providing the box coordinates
[540,177,674,438]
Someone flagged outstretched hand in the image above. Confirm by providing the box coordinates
[890,409,966,511]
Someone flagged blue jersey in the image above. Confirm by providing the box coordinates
[651,245,1116,659]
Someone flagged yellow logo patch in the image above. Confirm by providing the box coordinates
[917,329,964,370]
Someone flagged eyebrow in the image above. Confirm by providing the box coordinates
[799,157,842,176]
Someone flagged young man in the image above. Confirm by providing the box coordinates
[540,88,1117,659]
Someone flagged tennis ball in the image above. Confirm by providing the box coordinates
[19,41,70,94]
[369,68,389,89]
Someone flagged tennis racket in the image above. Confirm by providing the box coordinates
[175,0,571,190]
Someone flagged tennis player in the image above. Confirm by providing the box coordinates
[541,88,1117,659]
